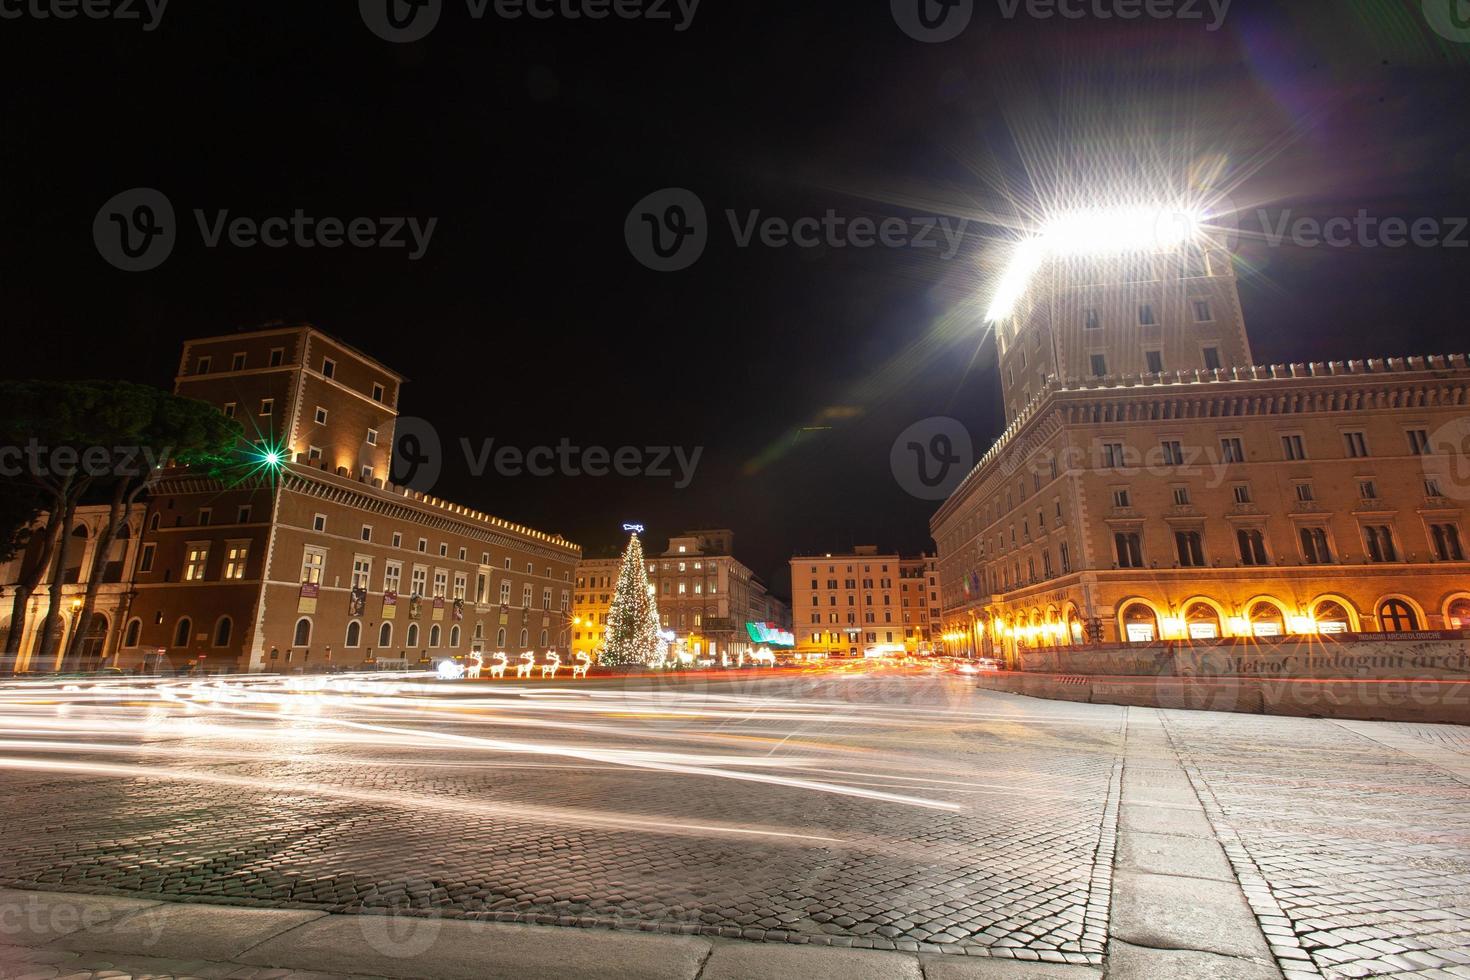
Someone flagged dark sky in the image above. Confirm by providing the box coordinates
[2,0,1468,597]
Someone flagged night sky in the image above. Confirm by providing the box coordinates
[2,0,1468,597]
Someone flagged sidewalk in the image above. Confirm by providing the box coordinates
[0,886,1099,979]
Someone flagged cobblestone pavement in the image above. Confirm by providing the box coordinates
[1163,711,1470,978]
[0,671,1466,978]
[0,670,1120,965]
[0,942,378,980]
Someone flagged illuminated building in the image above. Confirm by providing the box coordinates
[573,530,789,662]
[115,324,580,671]
[933,209,1470,658]
[789,547,938,658]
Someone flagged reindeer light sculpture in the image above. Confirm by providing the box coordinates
[751,649,776,667]
[489,652,508,679]
[541,651,561,679]
[466,652,484,679]
[516,652,535,679]
[572,652,591,678]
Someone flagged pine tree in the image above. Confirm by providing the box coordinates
[599,531,662,666]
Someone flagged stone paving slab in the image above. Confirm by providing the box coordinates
[1116,831,1234,882]
[52,905,327,962]
[918,953,1100,978]
[0,888,164,946]
[237,913,713,980]
[1105,939,1281,980]
[701,942,920,980]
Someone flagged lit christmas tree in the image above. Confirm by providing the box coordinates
[599,527,664,666]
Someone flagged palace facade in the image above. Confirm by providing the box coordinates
[932,223,1470,660]
[4,324,581,673]
[788,547,939,658]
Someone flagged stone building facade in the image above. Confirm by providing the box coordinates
[48,323,580,673]
[789,547,939,658]
[933,224,1470,660]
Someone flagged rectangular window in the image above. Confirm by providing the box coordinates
[1115,532,1144,569]
[198,507,211,526]
[372,383,386,403]
[1296,483,1315,502]
[410,565,427,596]
[1237,529,1268,566]
[1103,442,1126,468]
[196,355,212,374]
[352,556,372,591]
[1343,431,1369,458]
[1113,488,1131,508]
[139,543,156,573]
[300,546,326,585]
[1408,429,1432,456]
[1146,350,1164,374]
[321,357,336,379]
[366,428,378,446]
[1139,304,1157,326]
[499,580,512,605]
[1203,347,1221,370]
[384,561,402,594]
[418,538,428,553]
[308,446,322,462]
[432,569,448,597]
[312,513,326,532]
[1427,478,1444,498]
[237,505,252,523]
[1172,487,1191,506]
[1363,525,1398,563]
[314,406,328,425]
[1084,308,1101,330]
[1090,354,1107,377]
[1431,524,1464,562]
[522,584,533,607]
[1359,480,1378,500]
[269,347,284,367]
[231,351,246,371]
[1282,434,1307,461]
[1175,531,1205,567]
[454,572,467,601]
[1300,527,1332,565]
[184,545,210,580]
[1221,437,1244,463]
[1161,440,1184,465]
[222,402,237,419]
[224,544,249,579]
[542,587,552,610]
[361,524,373,542]
[1059,541,1071,574]
[259,398,274,416]
[1193,300,1212,322]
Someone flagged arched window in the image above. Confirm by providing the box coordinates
[124,618,142,648]
[213,616,232,648]
[174,617,192,648]
[1378,599,1419,633]
[293,618,312,647]
[148,512,160,532]
[449,625,460,648]
[429,624,441,647]
[378,622,392,647]
[1248,601,1286,637]
[1120,603,1158,643]
[539,629,548,647]
[407,623,420,647]
[496,627,507,648]
[474,621,484,639]
[345,621,361,648]
[1313,600,1352,635]
[518,628,529,648]
[1184,602,1221,639]
[1447,597,1470,630]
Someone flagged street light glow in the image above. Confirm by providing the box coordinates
[985,205,1205,322]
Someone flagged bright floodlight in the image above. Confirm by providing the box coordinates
[985,206,1203,322]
